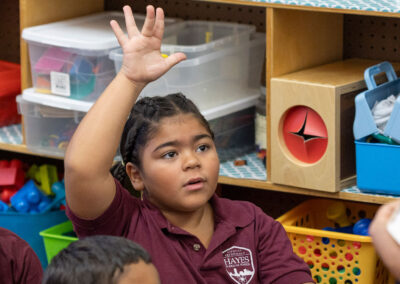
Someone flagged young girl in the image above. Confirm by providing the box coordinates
[65,5,314,284]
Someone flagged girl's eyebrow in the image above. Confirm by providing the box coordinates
[152,134,212,153]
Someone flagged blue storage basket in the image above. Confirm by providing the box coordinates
[0,210,68,267]
[353,61,400,141]
[353,61,400,195]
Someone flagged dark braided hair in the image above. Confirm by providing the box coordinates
[110,93,214,194]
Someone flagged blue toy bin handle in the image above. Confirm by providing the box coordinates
[364,61,397,90]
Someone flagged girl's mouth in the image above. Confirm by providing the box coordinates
[184,178,204,191]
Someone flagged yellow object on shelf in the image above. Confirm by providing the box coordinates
[277,199,395,284]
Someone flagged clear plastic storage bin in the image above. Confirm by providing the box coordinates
[22,12,180,102]
[18,88,258,160]
[17,89,92,157]
[204,92,259,161]
[111,33,265,112]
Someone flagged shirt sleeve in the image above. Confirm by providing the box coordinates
[66,179,140,238]
[18,243,43,284]
[255,208,315,284]
[0,228,43,284]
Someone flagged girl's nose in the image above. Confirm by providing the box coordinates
[182,151,201,170]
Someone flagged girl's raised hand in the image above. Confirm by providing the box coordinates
[110,5,186,85]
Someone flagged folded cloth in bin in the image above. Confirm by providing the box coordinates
[372,94,398,132]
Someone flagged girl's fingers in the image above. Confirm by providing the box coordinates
[110,20,128,46]
[142,5,156,37]
[164,52,187,70]
[123,5,140,38]
[153,7,165,40]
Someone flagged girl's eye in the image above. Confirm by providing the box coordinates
[162,151,177,159]
[197,144,209,152]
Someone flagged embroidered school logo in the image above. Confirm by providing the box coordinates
[223,246,255,284]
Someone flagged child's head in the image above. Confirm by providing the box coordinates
[111,93,220,211]
[42,235,160,284]
[120,93,213,169]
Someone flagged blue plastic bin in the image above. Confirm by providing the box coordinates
[355,140,400,195]
[354,61,400,195]
[0,210,68,267]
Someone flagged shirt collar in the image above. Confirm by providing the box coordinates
[142,194,254,232]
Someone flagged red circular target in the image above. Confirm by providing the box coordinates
[282,106,328,163]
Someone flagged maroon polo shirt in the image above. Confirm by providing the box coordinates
[0,228,43,284]
[67,180,313,283]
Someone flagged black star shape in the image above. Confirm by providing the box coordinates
[289,111,327,142]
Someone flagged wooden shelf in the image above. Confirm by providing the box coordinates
[1,141,394,204]
[0,143,63,160]
[200,0,400,18]
[218,176,397,204]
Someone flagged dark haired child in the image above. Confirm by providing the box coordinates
[42,235,160,284]
[64,5,314,283]
[0,227,43,284]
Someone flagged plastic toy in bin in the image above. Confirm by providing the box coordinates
[353,61,400,195]
[0,159,25,192]
[69,56,95,99]
[0,200,12,212]
[27,164,59,195]
[10,180,52,213]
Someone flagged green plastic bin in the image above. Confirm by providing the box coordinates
[39,220,78,263]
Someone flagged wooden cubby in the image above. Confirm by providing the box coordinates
[0,0,399,204]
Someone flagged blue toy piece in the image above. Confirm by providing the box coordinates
[323,225,354,234]
[353,218,371,236]
[0,200,11,212]
[38,180,66,213]
[10,180,52,213]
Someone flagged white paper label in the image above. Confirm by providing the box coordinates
[51,71,70,96]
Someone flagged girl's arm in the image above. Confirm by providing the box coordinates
[64,5,186,219]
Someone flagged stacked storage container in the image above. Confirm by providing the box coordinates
[20,12,265,161]
[353,61,400,195]
[19,12,181,157]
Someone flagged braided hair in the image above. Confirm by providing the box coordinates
[110,93,214,194]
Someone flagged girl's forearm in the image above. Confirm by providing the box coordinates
[65,72,144,178]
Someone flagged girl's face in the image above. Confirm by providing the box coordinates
[131,113,219,214]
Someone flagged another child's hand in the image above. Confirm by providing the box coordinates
[370,200,400,236]
[110,5,186,86]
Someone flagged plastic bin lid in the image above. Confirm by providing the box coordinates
[22,88,93,112]
[22,12,131,51]
[21,88,259,121]
[201,91,259,121]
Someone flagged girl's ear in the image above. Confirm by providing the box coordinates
[126,162,145,191]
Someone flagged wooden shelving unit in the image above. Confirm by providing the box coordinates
[1,0,399,205]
